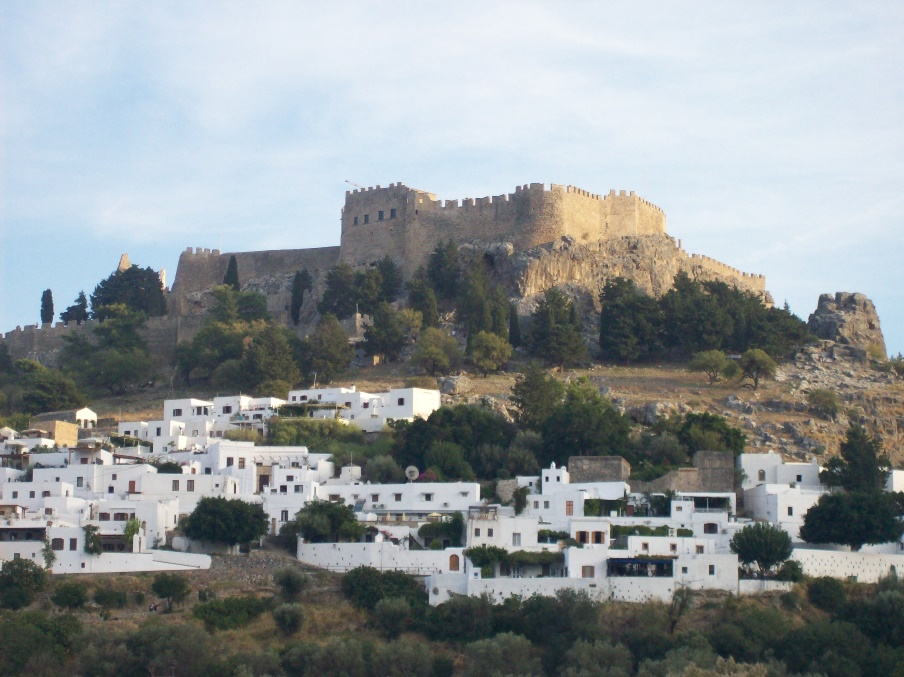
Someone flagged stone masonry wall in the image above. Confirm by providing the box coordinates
[339,182,667,276]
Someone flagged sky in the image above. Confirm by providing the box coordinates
[1,2,902,354]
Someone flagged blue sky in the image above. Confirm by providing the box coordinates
[2,2,902,354]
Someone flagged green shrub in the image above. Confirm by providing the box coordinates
[51,581,89,609]
[373,597,411,639]
[93,587,128,609]
[775,560,804,582]
[192,596,270,630]
[808,577,847,613]
[341,566,426,611]
[272,603,304,636]
[273,567,310,601]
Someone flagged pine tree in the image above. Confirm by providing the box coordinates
[40,290,54,325]
[61,291,89,325]
[223,255,240,291]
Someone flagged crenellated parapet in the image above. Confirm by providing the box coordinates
[339,181,667,275]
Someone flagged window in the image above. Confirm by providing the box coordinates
[114,513,128,521]
[45,508,52,515]
[390,208,397,219]
[29,491,35,498]
[329,494,340,502]
[544,501,549,509]
[378,210,384,221]
[581,566,595,578]
[513,533,521,546]
[281,510,289,522]
[156,427,161,436]
[474,528,481,537]
[423,493,433,501]
[280,486,287,494]
[488,528,494,537]
[577,531,588,544]
[226,457,234,467]
[533,501,539,509]
[704,523,718,534]
[681,566,688,574]
[642,542,649,551]
[758,469,766,482]
[363,214,369,224]
[107,486,114,494]
[238,458,246,470]
[173,408,182,416]
[796,474,803,482]
[11,491,17,499]
[353,216,358,225]
[69,538,77,551]
[696,545,704,554]
[709,565,715,576]
[670,543,678,553]
[112,474,117,480]
[397,397,405,406]
[222,406,232,414]
[287,475,294,482]
[363,402,369,409]
[99,513,110,521]
[187,480,195,492]
[371,494,379,502]
[301,395,308,401]
[787,506,793,516]
[675,505,683,512]
[394,493,402,501]
[205,468,212,475]
[565,501,573,516]
[42,491,50,498]
[295,485,302,493]
[593,531,604,544]
[51,538,64,551]
[172,479,180,491]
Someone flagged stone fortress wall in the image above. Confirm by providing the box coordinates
[3,180,767,364]
[339,182,667,275]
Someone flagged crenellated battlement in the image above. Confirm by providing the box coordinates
[339,181,668,275]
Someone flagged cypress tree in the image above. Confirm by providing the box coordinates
[223,255,240,291]
[508,303,522,348]
[40,290,54,325]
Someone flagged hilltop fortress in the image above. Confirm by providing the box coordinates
[5,181,767,365]
[340,182,667,275]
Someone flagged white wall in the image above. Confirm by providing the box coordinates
[792,548,904,583]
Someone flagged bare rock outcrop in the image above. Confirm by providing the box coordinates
[495,234,771,313]
[807,292,886,359]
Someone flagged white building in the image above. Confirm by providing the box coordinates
[286,386,441,432]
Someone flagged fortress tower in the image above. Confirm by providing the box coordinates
[339,182,667,275]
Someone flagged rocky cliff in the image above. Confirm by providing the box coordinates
[807,292,886,360]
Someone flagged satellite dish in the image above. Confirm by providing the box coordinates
[405,466,419,482]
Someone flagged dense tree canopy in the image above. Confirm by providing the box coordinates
[527,288,588,368]
[599,278,662,362]
[426,240,461,300]
[539,379,631,467]
[60,291,89,325]
[90,264,166,319]
[800,491,904,551]
[821,424,890,492]
[729,522,793,573]
[363,302,407,362]
[412,327,462,376]
[294,499,365,543]
[510,363,565,430]
[183,497,268,546]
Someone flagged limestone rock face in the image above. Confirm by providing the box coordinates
[807,292,886,359]
[495,234,771,313]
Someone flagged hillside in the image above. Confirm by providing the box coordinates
[90,340,904,468]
